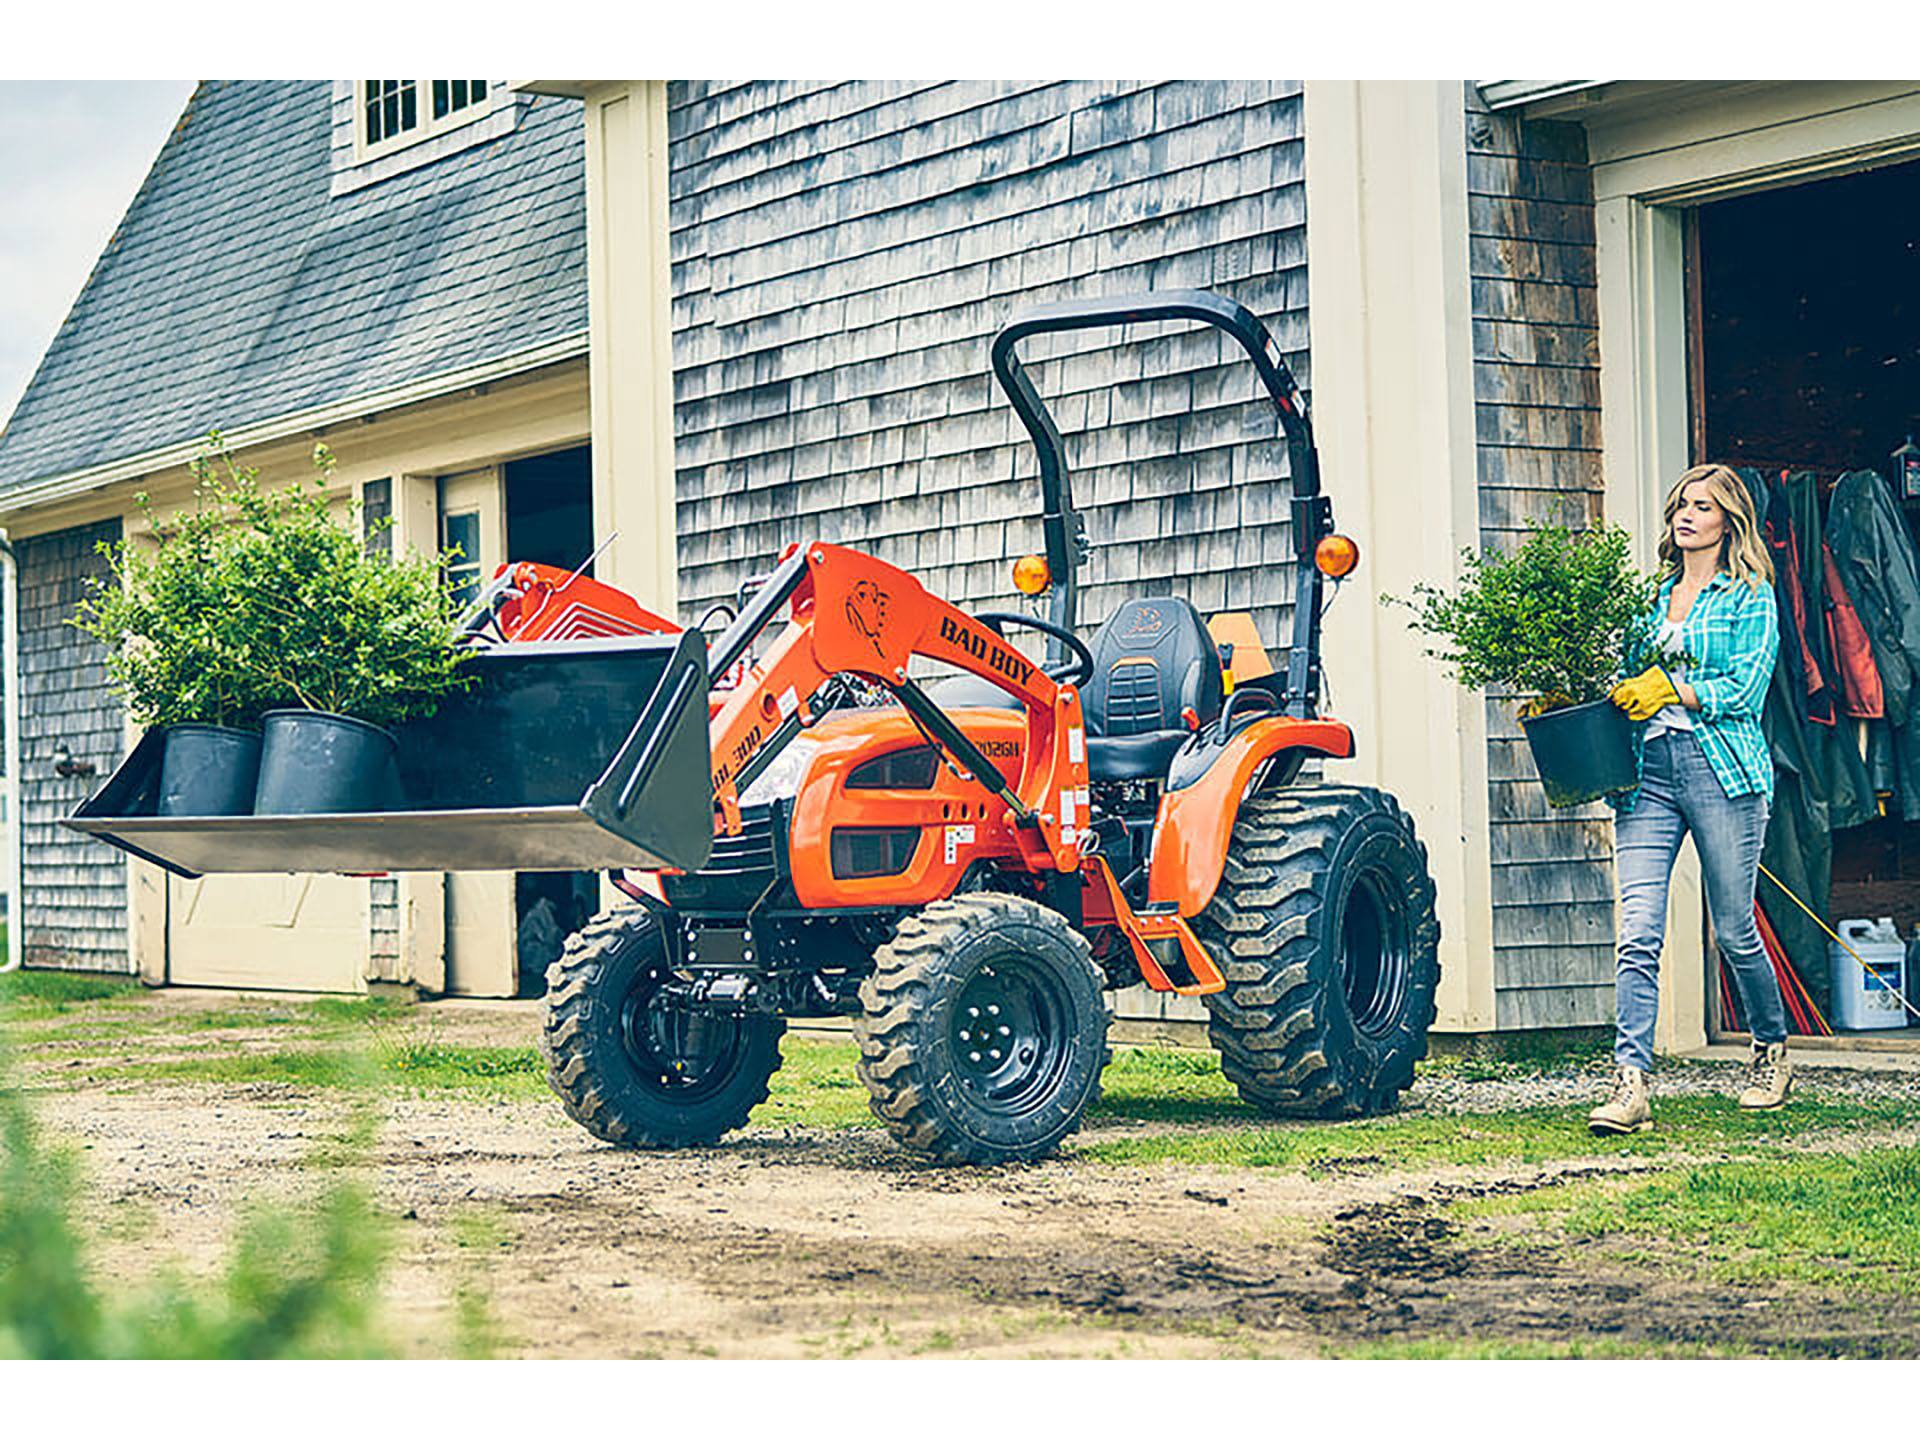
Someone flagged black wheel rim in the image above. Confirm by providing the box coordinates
[1340,859,1411,1039]
[950,956,1072,1117]
[618,964,751,1099]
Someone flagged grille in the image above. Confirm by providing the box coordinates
[706,804,778,875]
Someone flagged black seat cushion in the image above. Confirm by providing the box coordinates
[1083,597,1223,741]
[1086,730,1191,782]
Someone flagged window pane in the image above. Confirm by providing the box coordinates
[443,510,479,563]
[362,479,393,560]
[364,80,386,143]
[442,510,481,609]
[400,82,416,131]
[433,80,449,120]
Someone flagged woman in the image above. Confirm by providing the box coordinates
[1589,463,1790,1135]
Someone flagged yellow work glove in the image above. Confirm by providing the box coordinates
[1610,666,1681,722]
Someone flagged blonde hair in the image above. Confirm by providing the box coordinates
[1659,463,1774,588]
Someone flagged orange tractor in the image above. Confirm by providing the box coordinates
[73,290,1440,1165]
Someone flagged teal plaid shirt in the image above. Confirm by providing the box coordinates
[1616,570,1779,807]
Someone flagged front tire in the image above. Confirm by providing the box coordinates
[1196,785,1441,1117]
[542,907,785,1148]
[855,893,1109,1164]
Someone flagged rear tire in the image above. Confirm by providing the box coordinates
[1196,785,1440,1117]
[855,893,1108,1164]
[542,907,785,1148]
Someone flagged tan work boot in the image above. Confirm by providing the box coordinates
[1588,1065,1653,1135]
[1738,1041,1792,1110]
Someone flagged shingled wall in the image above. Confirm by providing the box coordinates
[15,521,130,972]
[1465,87,1614,1029]
[665,81,1309,1027]
[666,81,1308,639]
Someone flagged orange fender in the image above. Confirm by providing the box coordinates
[1147,716,1354,917]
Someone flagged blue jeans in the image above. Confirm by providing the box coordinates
[1613,729,1787,1070]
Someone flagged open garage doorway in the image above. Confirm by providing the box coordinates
[505,443,601,995]
[1689,154,1920,1047]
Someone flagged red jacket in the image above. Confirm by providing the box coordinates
[1823,545,1885,719]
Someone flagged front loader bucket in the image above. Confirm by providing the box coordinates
[66,631,715,878]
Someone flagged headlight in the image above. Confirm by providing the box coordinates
[739,737,821,807]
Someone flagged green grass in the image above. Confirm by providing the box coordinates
[83,1041,555,1100]
[755,1039,879,1129]
[0,969,142,1016]
[1548,1143,1920,1294]
[1079,1092,1920,1171]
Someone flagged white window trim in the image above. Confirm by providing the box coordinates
[353,80,499,164]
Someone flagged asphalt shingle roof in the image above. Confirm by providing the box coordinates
[0,81,586,496]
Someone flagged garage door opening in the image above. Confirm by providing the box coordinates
[504,444,601,996]
[1690,155,1920,1045]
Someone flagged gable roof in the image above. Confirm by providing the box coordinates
[0,81,586,500]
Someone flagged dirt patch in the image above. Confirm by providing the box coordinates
[31,1082,1920,1359]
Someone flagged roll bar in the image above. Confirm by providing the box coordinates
[988,288,1332,717]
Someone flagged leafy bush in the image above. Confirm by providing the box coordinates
[1394,523,1659,711]
[0,1040,391,1358]
[73,459,270,729]
[76,433,472,730]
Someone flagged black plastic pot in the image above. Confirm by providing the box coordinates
[156,724,261,817]
[1519,698,1639,808]
[253,710,399,815]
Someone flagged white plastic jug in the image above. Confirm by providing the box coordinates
[1831,919,1908,1031]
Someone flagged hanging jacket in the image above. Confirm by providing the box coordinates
[1825,469,1920,820]
[1821,545,1886,718]
[1760,474,1833,727]
[1786,472,1880,829]
[1826,468,1920,724]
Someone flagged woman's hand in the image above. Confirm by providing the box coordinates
[1610,666,1682,721]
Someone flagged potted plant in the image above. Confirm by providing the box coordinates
[1396,522,1660,807]
[218,443,473,815]
[76,434,473,817]
[75,469,272,816]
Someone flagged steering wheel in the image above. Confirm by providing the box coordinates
[974,611,1095,688]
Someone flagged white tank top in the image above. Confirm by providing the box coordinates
[1644,615,1694,738]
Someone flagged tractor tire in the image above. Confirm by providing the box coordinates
[541,907,785,1148]
[1196,785,1441,1118]
[855,893,1109,1165]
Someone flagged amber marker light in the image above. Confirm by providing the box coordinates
[1315,533,1360,579]
[1012,553,1052,595]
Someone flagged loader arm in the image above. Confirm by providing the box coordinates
[706,542,1088,874]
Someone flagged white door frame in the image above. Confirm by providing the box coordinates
[1586,83,1920,1053]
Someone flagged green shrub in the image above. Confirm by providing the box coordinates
[73,452,272,729]
[1394,523,1659,711]
[75,432,473,730]
[0,1040,390,1358]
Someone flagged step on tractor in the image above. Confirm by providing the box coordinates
[72,289,1442,1166]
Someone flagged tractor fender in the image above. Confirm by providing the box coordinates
[1146,715,1354,917]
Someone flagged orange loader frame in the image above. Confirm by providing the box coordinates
[476,537,1353,998]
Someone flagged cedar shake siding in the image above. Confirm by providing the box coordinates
[1465,86,1614,1029]
[665,80,1309,1027]
[15,521,130,971]
[665,81,1309,642]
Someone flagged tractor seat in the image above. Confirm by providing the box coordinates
[1083,597,1223,784]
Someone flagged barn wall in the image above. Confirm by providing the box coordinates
[14,520,130,972]
[665,81,1308,639]
[1464,88,1614,1029]
[666,81,1312,1027]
